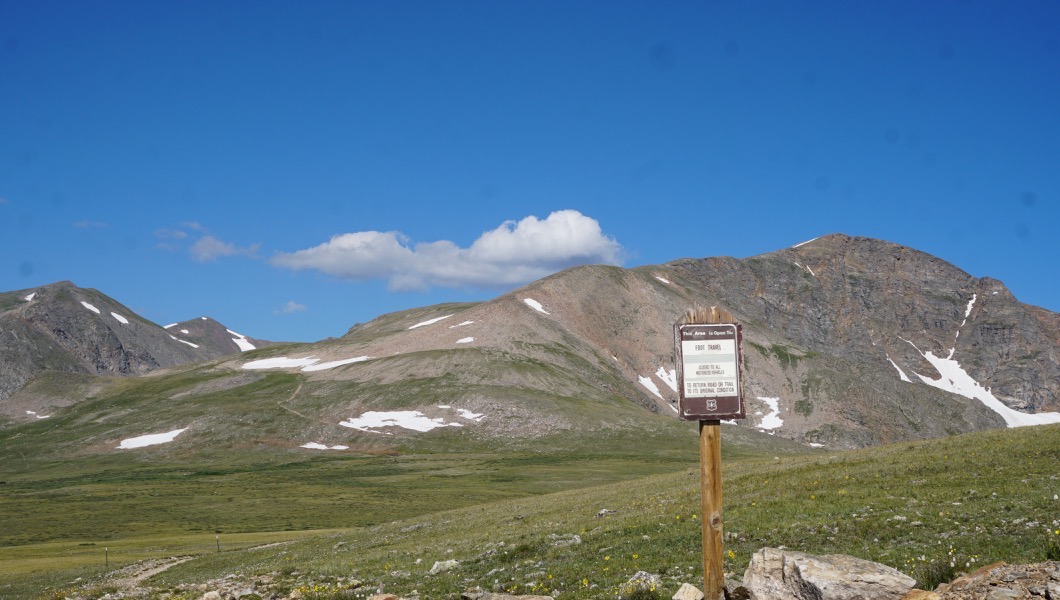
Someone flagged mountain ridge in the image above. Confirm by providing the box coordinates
[1,234,1057,450]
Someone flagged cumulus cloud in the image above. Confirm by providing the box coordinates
[190,235,261,262]
[276,300,307,315]
[271,209,624,291]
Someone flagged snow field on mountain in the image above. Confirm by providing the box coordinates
[339,406,486,435]
[755,397,783,433]
[523,298,549,314]
[228,329,256,351]
[243,355,370,371]
[118,428,187,449]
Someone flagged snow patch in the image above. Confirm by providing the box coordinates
[457,408,485,422]
[654,275,671,284]
[904,339,1060,427]
[23,292,35,301]
[655,367,677,392]
[180,329,189,334]
[409,315,452,329]
[886,355,912,382]
[227,329,256,351]
[201,317,208,320]
[793,236,819,248]
[639,376,663,400]
[339,411,464,433]
[164,323,177,329]
[808,442,825,448]
[301,443,349,450]
[963,294,977,319]
[169,335,199,348]
[81,301,100,314]
[111,312,129,324]
[523,298,549,314]
[302,356,370,371]
[243,356,321,370]
[756,397,783,432]
[456,337,474,344]
[449,320,474,328]
[118,428,187,449]
[26,410,50,419]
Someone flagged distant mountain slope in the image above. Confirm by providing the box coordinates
[1,236,1056,451]
[219,234,1058,449]
[0,281,269,411]
[162,316,272,356]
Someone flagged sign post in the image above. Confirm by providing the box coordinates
[675,306,744,600]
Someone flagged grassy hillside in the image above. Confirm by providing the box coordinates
[3,424,1057,599]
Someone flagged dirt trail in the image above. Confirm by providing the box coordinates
[109,556,194,589]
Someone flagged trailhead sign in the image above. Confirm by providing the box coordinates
[676,323,745,420]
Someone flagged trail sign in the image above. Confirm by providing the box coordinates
[675,323,745,420]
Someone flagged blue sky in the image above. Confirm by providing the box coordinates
[2,1,1058,342]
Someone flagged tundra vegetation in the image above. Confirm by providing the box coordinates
[1,424,1057,599]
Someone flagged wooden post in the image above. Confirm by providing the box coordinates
[700,419,724,600]
[681,304,735,600]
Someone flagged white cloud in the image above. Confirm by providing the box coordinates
[276,300,307,314]
[190,235,261,262]
[271,210,623,290]
[155,228,188,240]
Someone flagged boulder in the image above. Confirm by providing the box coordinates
[430,559,460,575]
[672,582,705,600]
[742,547,916,600]
[619,571,663,597]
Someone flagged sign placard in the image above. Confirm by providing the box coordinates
[675,323,745,420]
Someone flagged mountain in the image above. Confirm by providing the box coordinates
[161,316,271,356]
[0,281,271,417]
[1,235,1057,451]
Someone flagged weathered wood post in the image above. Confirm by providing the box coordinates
[675,306,745,600]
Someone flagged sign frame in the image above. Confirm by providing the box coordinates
[674,323,746,421]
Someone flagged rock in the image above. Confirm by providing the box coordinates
[548,533,581,547]
[900,591,940,600]
[672,582,705,600]
[742,547,916,600]
[932,561,1060,599]
[202,592,222,600]
[619,571,663,596]
[367,595,402,600]
[430,559,460,575]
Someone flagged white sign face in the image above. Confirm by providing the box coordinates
[681,329,739,399]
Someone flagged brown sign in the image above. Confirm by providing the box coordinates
[675,323,745,420]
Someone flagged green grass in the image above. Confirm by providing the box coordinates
[3,424,1057,599]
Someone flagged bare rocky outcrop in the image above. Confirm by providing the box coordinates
[740,547,916,599]
[926,560,1060,599]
